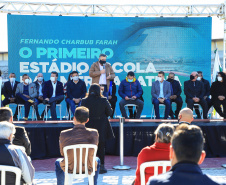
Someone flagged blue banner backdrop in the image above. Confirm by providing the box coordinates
[8,15,212,117]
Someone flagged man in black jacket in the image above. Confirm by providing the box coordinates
[2,73,20,120]
[0,107,31,156]
[184,72,208,119]
[167,72,183,119]
[195,71,211,118]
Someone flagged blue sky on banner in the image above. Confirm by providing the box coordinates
[0,0,224,52]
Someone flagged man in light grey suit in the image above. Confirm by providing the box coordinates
[151,71,171,119]
[16,74,37,120]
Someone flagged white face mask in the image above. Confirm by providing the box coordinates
[218,76,223,82]
[157,77,162,82]
[24,79,30,84]
[10,78,15,83]
[197,77,201,81]
[70,77,73,80]
[72,76,79,81]
[38,77,43,82]
[50,77,56,82]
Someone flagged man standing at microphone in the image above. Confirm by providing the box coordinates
[89,54,115,98]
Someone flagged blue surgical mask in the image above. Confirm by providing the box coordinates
[128,79,133,83]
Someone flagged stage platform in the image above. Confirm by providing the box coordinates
[13,119,226,159]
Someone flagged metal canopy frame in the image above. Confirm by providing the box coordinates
[0,1,226,70]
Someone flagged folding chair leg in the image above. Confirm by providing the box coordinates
[88,176,94,185]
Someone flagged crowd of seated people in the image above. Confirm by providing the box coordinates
[1,69,225,120]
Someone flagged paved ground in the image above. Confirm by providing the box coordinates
[33,156,226,184]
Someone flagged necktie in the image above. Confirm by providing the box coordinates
[11,83,13,89]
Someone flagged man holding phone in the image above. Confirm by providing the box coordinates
[151,71,171,119]
[118,71,144,119]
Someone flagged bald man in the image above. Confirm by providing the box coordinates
[178,108,193,124]
[34,73,45,120]
[184,72,208,119]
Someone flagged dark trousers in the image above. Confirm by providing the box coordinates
[48,95,64,120]
[169,96,183,119]
[16,93,32,118]
[97,142,105,165]
[195,97,211,118]
[101,85,108,98]
[34,98,48,119]
[119,99,144,119]
[2,98,18,118]
[152,98,171,119]
[108,97,117,118]
[212,99,226,117]
[55,157,100,185]
[186,98,208,119]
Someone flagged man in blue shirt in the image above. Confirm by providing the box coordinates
[147,124,226,185]
[151,71,171,119]
[118,71,144,119]
[66,71,87,116]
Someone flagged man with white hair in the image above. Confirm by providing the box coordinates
[0,122,35,185]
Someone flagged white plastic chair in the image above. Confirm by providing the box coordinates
[124,104,137,118]
[43,104,62,120]
[193,103,203,119]
[0,165,22,185]
[63,144,97,185]
[140,161,171,185]
[17,104,24,121]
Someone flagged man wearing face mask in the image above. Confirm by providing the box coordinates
[34,73,45,120]
[66,71,87,116]
[43,72,64,120]
[166,72,183,119]
[89,54,115,98]
[151,71,171,119]
[118,71,144,119]
[195,71,211,119]
[16,74,37,121]
[2,73,20,120]
[184,72,208,119]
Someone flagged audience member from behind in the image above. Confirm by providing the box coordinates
[55,106,100,185]
[0,122,34,185]
[0,107,31,155]
[147,124,226,185]
[210,72,226,118]
[178,108,193,125]
[133,123,175,185]
[81,84,114,174]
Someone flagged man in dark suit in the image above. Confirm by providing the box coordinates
[34,73,45,120]
[195,71,211,118]
[2,73,20,119]
[16,74,37,121]
[147,124,226,185]
[151,71,171,119]
[108,80,117,118]
[43,72,64,120]
[0,107,31,156]
[184,71,208,119]
[167,72,183,119]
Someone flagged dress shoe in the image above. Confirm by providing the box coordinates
[99,164,107,174]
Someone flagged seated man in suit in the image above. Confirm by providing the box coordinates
[16,74,37,121]
[151,71,171,119]
[34,73,45,120]
[66,71,87,116]
[2,73,20,120]
[147,124,226,185]
[108,80,117,118]
[118,71,144,119]
[0,107,31,155]
[184,71,208,119]
[55,106,100,185]
[166,72,183,119]
[43,72,64,120]
[195,71,211,118]
[0,121,34,185]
